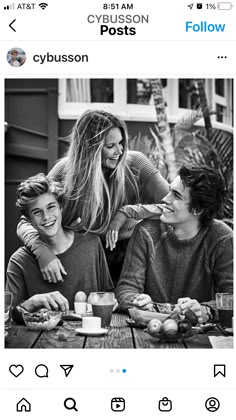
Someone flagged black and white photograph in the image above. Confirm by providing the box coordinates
[5,78,233,349]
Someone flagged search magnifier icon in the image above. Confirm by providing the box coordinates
[64,397,78,412]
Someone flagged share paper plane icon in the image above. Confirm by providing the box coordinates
[60,365,74,377]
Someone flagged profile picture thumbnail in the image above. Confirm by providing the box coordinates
[7,47,26,67]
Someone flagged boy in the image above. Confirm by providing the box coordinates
[6,174,113,318]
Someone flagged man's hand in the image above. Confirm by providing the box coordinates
[105,229,119,251]
[177,297,209,323]
[133,294,154,311]
[41,257,67,283]
[21,291,69,313]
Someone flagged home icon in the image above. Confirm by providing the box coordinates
[16,398,31,412]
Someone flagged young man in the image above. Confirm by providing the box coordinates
[8,49,21,67]
[6,174,114,318]
[115,165,233,323]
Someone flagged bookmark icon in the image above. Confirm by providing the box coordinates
[214,364,226,377]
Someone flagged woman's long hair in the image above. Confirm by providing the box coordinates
[62,110,139,234]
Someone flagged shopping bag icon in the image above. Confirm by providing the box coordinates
[158,397,172,411]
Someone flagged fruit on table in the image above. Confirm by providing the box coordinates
[128,308,168,324]
[74,291,87,302]
[177,319,192,333]
[148,319,163,335]
[162,319,178,336]
[184,309,198,326]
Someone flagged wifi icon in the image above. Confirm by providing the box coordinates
[39,2,48,9]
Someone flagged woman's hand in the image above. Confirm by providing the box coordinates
[21,291,69,313]
[177,297,209,323]
[133,294,154,311]
[105,229,119,251]
[41,257,67,283]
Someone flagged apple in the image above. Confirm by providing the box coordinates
[162,319,178,335]
[148,319,163,335]
[74,291,87,302]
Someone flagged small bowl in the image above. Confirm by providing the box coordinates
[23,310,62,331]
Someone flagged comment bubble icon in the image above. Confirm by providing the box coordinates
[35,364,49,378]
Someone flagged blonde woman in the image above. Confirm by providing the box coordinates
[17,110,169,284]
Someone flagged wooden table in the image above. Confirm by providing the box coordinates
[5,313,232,349]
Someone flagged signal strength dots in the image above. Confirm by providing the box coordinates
[4,3,15,9]
[39,2,48,9]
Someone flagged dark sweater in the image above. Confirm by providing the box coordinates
[116,219,233,308]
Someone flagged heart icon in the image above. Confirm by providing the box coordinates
[9,364,24,377]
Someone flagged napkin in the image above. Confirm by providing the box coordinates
[209,336,233,349]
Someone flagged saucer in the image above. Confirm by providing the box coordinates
[75,327,108,336]
[225,327,233,334]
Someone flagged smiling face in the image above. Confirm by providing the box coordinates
[101,127,124,170]
[160,175,196,227]
[11,51,18,60]
[28,192,63,240]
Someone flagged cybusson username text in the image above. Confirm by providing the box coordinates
[33,53,89,64]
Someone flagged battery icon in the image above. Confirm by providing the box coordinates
[217,2,233,9]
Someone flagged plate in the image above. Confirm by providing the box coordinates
[75,327,108,336]
[146,329,193,343]
[225,327,233,334]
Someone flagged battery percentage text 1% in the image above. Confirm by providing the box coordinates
[206,3,216,9]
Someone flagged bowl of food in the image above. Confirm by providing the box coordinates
[22,310,62,331]
[146,317,194,342]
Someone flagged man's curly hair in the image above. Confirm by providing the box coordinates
[179,165,227,227]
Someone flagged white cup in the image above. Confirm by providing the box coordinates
[82,316,101,330]
[74,302,87,315]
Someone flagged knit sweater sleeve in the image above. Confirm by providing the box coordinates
[16,218,56,269]
[201,228,233,318]
[115,225,149,305]
[109,204,162,233]
[128,151,169,203]
[6,253,29,308]
[48,158,67,182]
[211,233,233,293]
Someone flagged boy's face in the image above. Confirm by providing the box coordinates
[160,175,196,227]
[28,192,62,240]
[11,52,18,60]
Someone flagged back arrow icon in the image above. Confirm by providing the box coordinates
[9,19,16,32]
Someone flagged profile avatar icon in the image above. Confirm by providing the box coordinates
[205,397,220,412]
[7,47,26,67]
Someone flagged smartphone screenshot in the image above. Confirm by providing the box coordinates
[0,1,235,418]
